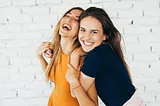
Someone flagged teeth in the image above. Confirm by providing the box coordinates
[63,24,71,30]
[84,41,93,46]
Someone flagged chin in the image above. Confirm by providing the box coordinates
[59,31,65,36]
[82,47,92,53]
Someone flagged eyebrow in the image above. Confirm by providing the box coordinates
[80,27,100,32]
[91,29,99,32]
[80,27,85,29]
[68,13,79,18]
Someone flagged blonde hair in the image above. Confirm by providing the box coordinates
[45,7,84,81]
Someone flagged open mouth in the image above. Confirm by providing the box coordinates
[83,41,94,46]
[62,24,71,31]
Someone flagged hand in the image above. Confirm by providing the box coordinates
[44,48,53,58]
[70,47,86,70]
[36,42,53,58]
[66,64,81,98]
[71,47,87,58]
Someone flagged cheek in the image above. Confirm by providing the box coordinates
[78,34,81,40]
[94,36,103,44]
[78,34,83,42]
[72,22,79,30]
[78,31,85,38]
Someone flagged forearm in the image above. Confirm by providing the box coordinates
[70,55,81,97]
[70,55,80,70]
[73,82,96,106]
[37,55,48,71]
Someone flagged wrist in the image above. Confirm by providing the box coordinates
[71,79,80,89]
[72,83,81,90]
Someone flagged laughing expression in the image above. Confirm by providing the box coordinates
[59,9,82,38]
[79,16,107,52]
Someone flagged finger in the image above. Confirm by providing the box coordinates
[49,54,53,58]
[47,53,53,58]
[44,50,52,56]
[42,48,49,54]
[45,52,52,56]
[41,42,50,48]
[43,42,50,44]
[42,43,50,48]
[44,53,49,58]
[44,53,52,58]
[37,45,50,54]
[43,46,51,51]
[48,53,53,58]
[41,42,48,47]
[45,49,53,55]
[39,48,47,53]
[48,49,54,54]
[44,52,49,56]
[40,45,49,51]
[49,42,54,48]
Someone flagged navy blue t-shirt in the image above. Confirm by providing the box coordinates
[82,44,135,106]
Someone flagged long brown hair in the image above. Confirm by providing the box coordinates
[79,7,132,81]
[45,7,84,81]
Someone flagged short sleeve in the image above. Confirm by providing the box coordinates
[81,50,101,78]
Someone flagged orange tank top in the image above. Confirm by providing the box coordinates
[48,52,79,106]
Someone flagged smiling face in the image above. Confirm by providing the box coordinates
[79,16,107,52]
[59,9,82,38]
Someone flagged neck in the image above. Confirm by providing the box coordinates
[60,36,76,54]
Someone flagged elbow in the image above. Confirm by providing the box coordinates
[94,103,98,106]
[80,101,97,106]
[88,102,98,106]
[93,101,98,106]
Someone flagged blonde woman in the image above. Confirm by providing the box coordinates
[36,7,98,106]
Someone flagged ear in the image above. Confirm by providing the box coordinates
[103,34,107,41]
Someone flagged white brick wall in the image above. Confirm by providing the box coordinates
[0,0,160,106]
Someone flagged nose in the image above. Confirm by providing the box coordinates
[67,17,72,23]
[83,32,91,40]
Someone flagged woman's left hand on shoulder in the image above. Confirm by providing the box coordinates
[71,47,87,58]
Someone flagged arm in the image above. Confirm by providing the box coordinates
[69,47,86,97]
[37,56,48,71]
[36,42,53,71]
[80,72,95,92]
[65,64,98,106]
[71,49,95,92]
[68,46,104,106]
[70,47,86,70]
[73,79,98,106]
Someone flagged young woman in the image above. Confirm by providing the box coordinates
[36,7,98,106]
[67,7,144,106]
